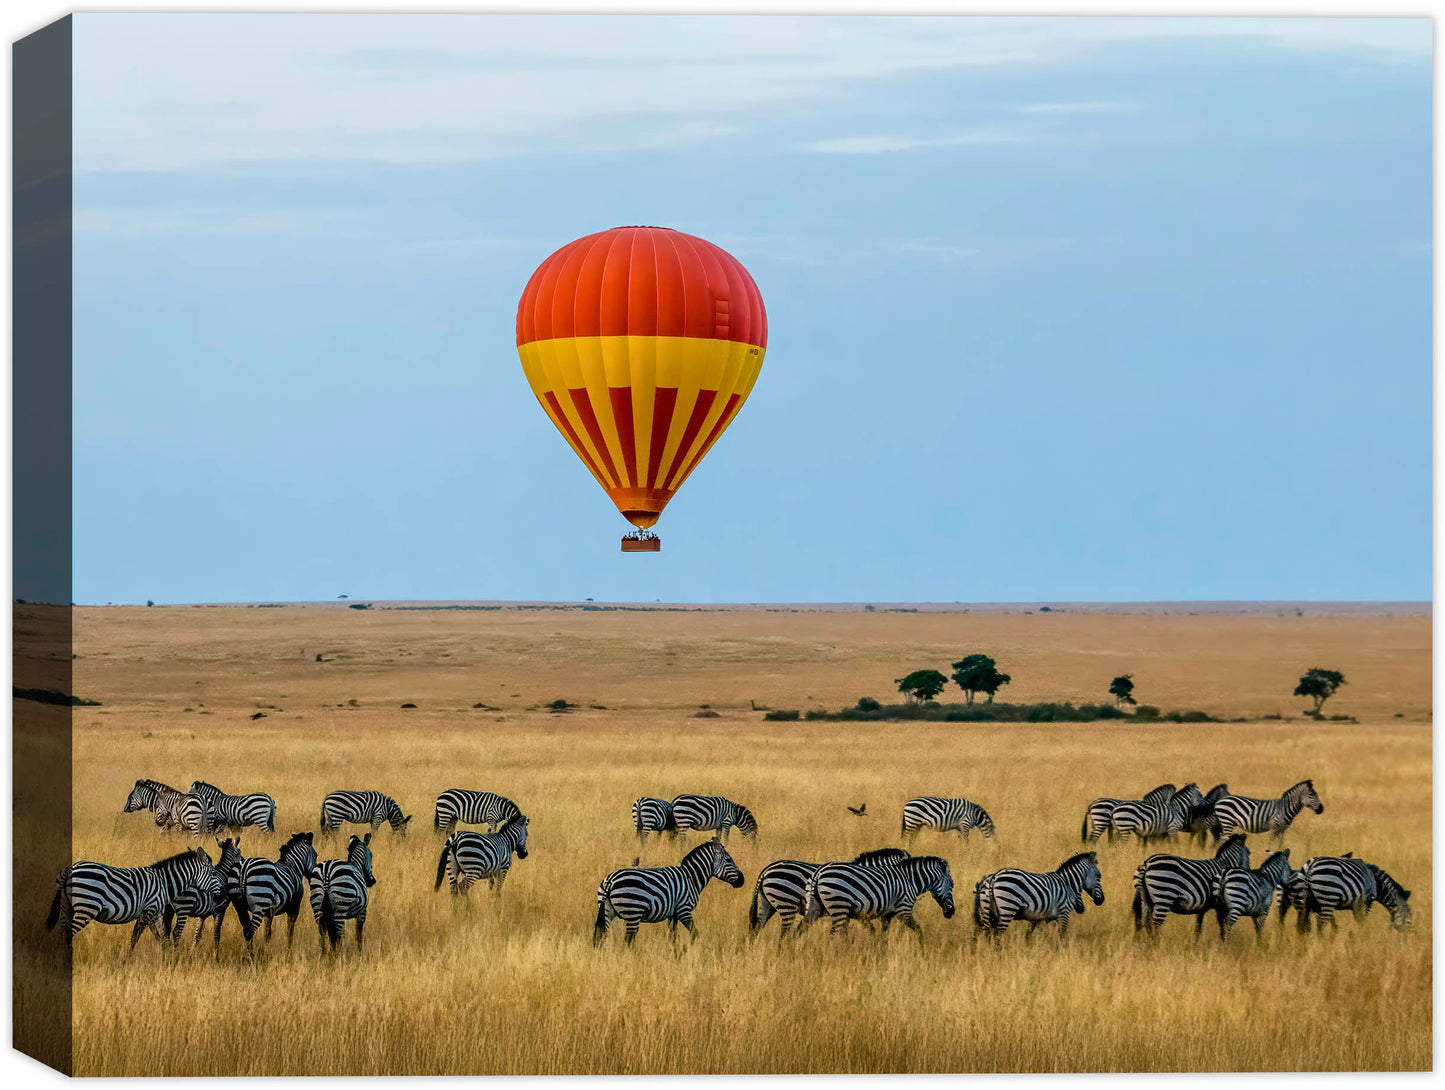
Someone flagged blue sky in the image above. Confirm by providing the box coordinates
[70,14,1431,604]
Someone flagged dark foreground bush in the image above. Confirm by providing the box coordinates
[763,709,801,721]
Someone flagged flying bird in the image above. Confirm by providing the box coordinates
[847,803,867,817]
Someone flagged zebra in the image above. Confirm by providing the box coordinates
[229,832,319,953]
[175,793,218,838]
[434,816,530,896]
[308,833,376,952]
[321,790,412,837]
[802,855,955,944]
[167,866,230,951]
[45,847,217,954]
[1287,855,1412,933]
[902,797,994,842]
[1212,780,1322,842]
[189,780,277,833]
[1111,784,1204,844]
[632,797,677,842]
[671,794,758,842]
[1132,834,1251,936]
[434,789,521,835]
[1210,849,1292,941]
[1080,783,1175,844]
[593,838,743,946]
[973,851,1105,943]
[123,779,188,830]
[748,849,910,937]
[1185,783,1231,845]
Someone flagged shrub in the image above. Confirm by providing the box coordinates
[1134,705,1161,719]
[855,696,882,713]
[804,708,829,720]
[763,709,800,721]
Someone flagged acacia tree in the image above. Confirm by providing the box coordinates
[951,654,1012,705]
[1109,675,1136,706]
[896,669,948,703]
[1294,668,1346,715]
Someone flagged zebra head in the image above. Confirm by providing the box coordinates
[1368,865,1412,931]
[279,832,317,875]
[501,815,530,859]
[387,800,413,837]
[734,805,759,841]
[216,837,245,876]
[124,780,158,812]
[1215,834,1251,870]
[349,833,377,887]
[688,838,744,888]
[1294,779,1324,815]
[1258,850,1292,885]
[903,856,954,918]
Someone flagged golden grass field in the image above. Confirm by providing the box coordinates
[26,603,1435,1073]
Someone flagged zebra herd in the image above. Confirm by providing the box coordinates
[51,775,1412,958]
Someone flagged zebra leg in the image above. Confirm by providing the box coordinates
[898,913,925,948]
[829,912,849,936]
[1057,911,1072,939]
[492,871,508,897]
[1193,912,1207,939]
[285,906,300,946]
[355,915,365,951]
[624,920,640,945]
[264,914,275,943]
[1252,914,1266,944]
[1025,920,1040,943]
[1219,912,1234,941]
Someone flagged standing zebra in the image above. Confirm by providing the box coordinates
[1111,784,1204,844]
[902,797,995,842]
[434,816,530,897]
[45,847,217,954]
[671,795,758,842]
[1185,783,1231,845]
[1210,849,1292,941]
[189,781,277,833]
[176,793,218,839]
[1132,834,1251,936]
[631,797,677,842]
[748,849,910,937]
[802,855,955,943]
[308,833,377,953]
[1287,855,1412,933]
[229,832,319,953]
[593,838,743,946]
[1212,780,1322,842]
[973,851,1105,943]
[167,865,230,951]
[321,790,411,837]
[123,779,188,831]
[434,789,521,835]
[1080,784,1175,844]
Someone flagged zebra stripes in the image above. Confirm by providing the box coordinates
[594,838,743,946]
[748,849,910,937]
[1287,855,1413,933]
[321,790,412,836]
[227,833,319,952]
[46,847,218,954]
[1185,783,1231,845]
[1080,783,1174,844]
[434,816,530,896]
[973,852,1104,942]
[189,781,277,833]
[1212,780,1322,841]
[1111,784,1204,843]
[167,866,230,951]
[434,789,521,835]
[123,779,188,830]
[1132,834,1251,935]
[802,855,955,944]
[632,797,677,842]
[308,833,377,952]
[671,795,758,842]
[902,797,994,842]
[1210,849,1292,941]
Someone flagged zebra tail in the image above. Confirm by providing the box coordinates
[265,800,277,833]
[1081,812,1089,844]
[236,882,258,942]
[434,842,450,891]
[592,882,612,946]
[747,876,763,931]
[803,876,823,926]
[44,873,67,931]
[320,886,341,945]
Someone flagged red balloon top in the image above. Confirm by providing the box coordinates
[516,226,767,349]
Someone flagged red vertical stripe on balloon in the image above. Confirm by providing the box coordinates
[673,392,743,485]
[609,386,638,488]
[567,388,621,487]
[646,387,680,488]
[541,390,606,484]
[661,388,717,487]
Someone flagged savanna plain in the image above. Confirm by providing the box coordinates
[32,603,1433,1073]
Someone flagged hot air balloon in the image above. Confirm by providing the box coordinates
[515,226,768,552]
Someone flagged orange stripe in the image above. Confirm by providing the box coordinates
[608,386,638,488]
[541,391,607,484]
[567,389,621,487]
[646,387,679,489]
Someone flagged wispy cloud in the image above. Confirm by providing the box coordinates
[804,129,1029,154]
[1021,100,1130,115]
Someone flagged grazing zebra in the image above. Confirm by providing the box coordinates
[1288,855,1412,933]
[229,832,318,952]
[1132,834,1251,936]
[1080,784,1175,844]
[1111,784,1204,844]
[189,781,277,833]
[973,852,1105,943]
[434,816,530,896]
[167,866,230,951]
[321,790,412,837]
[593,838,743,946]
[803,855,955,943]
[902,796,995,843]
[308,833,376,953]
[1185,783,1231,845]
[631,797,677,842]
[434,789,521,835]
[748,849,910,937]
[1210,849,1292,941]
[45,847,216,954]
[123,779,189,830]
[1212,780,1323,842]
[671,795,758,842]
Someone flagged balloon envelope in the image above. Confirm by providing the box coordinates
[515,226,767,530]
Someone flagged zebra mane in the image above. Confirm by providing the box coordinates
[1368,864,1408,899]
[497,813,527,834]
[279,831,313,853]
[138,778,178,792]
[1057,852,1098,872]
[149,847,210,870]
[1204,783,1230,803]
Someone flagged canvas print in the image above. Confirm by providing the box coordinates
[12,12,1430,1076]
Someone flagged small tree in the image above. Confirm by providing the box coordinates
[1294,668,1345,715]
[896,669,948,703]
[951,654,1012,705]
[1109,674,1136,706]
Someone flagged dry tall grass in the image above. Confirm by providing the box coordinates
[47,605,1431,1074]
